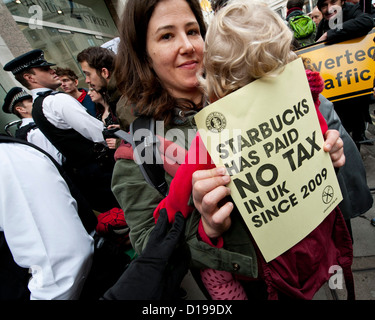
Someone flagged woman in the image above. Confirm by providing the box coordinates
[112,0,346,299]
[113,0,208,254]
[88,87,119,150]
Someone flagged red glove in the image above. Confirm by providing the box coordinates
[153,133,216,223]
[96,207,130,240]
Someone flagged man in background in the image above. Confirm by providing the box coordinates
[286,0,317,48]
[315,0,374,149]
[77,46,135,131]
[3,49,118,213]
[309,6,323,26]
[56,67,96,116]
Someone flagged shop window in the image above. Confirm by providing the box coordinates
[4,0,119,91]
[28,29,41,41]
[66,39,78,52]
[6,0,118,37]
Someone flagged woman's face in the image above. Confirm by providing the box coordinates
[88,88,102,103]
[146,0,204,103]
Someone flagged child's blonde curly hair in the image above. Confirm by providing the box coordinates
[201,0,297,100]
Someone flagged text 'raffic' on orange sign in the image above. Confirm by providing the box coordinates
[297,28,375,102]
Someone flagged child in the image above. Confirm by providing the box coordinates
[153,0,345,300]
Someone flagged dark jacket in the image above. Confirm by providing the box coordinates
[319,95,373,219]
[103,76,136,132]
[315,2,374,43]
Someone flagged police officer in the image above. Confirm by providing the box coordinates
[2,87,63,164]
[0,138,94,300]
[3,49,119,213]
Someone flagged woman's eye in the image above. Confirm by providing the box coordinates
[188,29,200,36]
[161,33,172,40]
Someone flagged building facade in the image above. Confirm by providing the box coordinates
[268,0,317,17]
[0,0,126,130]
[0,0,316,133]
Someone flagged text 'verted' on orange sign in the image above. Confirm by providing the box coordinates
[297,28,375,102]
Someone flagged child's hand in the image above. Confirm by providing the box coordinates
[192,167,233,239]
[324,129,345,168]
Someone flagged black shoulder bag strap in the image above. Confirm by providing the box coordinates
[0,134,97,233]
[114,116,169,197]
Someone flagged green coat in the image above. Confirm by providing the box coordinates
[111,112,258,278]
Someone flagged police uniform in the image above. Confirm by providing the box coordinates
[0,142,94,299]
[3,50,119,213]
[2,87,63,165]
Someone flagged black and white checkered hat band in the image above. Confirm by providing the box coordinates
[11,56,45,74]
[9,91,30,112]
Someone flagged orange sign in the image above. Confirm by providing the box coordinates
[296,28,375,102]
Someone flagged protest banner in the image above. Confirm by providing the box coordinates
[296,28,375,102]
[194,58,343,262]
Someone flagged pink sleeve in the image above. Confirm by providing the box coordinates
[200,268,248,300]
[198,219,247,300]
[152,133,247,300]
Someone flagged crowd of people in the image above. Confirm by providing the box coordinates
[0,0,373,300]
[287,0,374,150]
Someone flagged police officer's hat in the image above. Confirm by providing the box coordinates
[2,87,32,114]
[3,49,56,75]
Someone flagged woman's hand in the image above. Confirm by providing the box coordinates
[323,129,345,168]
[106,138,117,149]
[107,124,120,130]
[192,167,233,239]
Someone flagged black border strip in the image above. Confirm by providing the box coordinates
[296,28,375,55]
[329,88,373,101]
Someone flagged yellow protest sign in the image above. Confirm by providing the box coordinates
[194,58,342,262]
[297,28,375,102]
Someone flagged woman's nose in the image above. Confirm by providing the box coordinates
[179,34,195,54]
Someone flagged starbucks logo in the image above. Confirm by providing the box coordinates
[206,112,227,133]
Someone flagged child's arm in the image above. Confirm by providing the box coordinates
[153,133,247,300]
[200,268,248,300]
[153,133,216,223]
[305,69,328,135]
[198,220,247,300]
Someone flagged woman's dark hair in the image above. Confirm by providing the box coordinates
[114,0,207,124]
